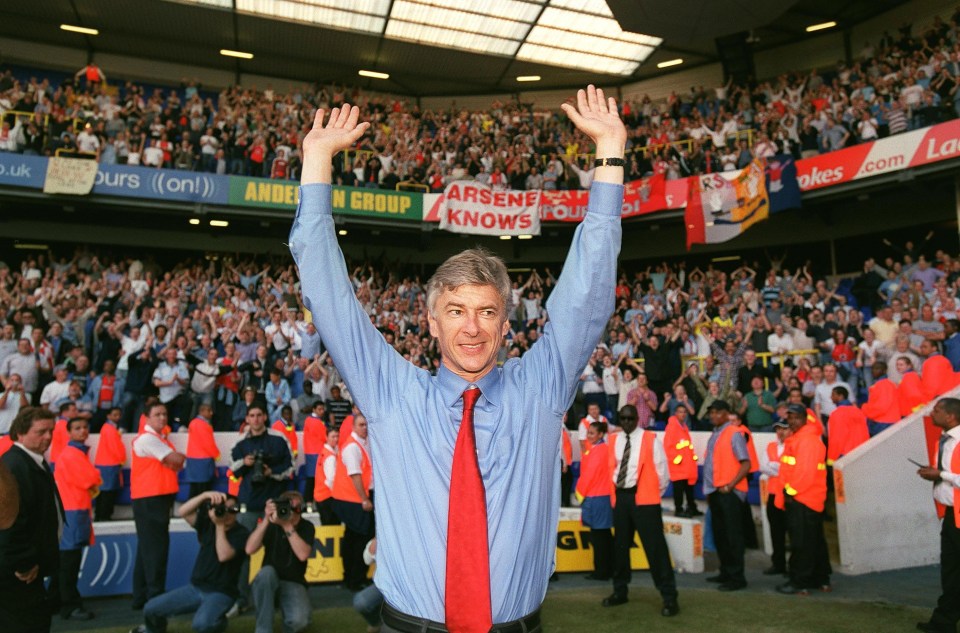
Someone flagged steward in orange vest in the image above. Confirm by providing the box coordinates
[93,407,126,521]
[760,421,791,576]
[129,402,186,609]
[825,386,869,466]
[185,403,220,498]
[302,401,329,506]
[664,405,700,517]
[560,420,574,508]
[331,414,373,592]
[922,355,960,401]
[862,362,901,436]
[49,402,75,466]
[314,428,339,526]
[703,400,754,591]
[602,405,678,616]
[774,403,831,595]
[917,397,960,632]
[54,417,101,620]
[574,421,613,580]
[271,406,299,459]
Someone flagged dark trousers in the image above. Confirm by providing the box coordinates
[784,497,831,588]
[611,489,677,602]
[766,493,787,572]
[708,491,747,585]
[672,479,697,513]
[588,528,613,578]
[930,509,960,631]
[333,498,374,590]
[56,548,85,617]
[304,477,316,508]
[560,464,572,508]
[132,494,174,607]
[0,575,53,633]
[316,498,339,526]
[94,489,119,522]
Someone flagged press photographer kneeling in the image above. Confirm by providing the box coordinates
[131,491,250,633]
[245,492,314,633]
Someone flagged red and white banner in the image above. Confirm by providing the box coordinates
[422,120,960,224]
[438,181,541,236]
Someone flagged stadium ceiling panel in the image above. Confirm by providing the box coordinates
[170,0,662,77]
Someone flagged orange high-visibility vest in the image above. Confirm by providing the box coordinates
[0,435,12,456]
[561,430,572,467]
[272,420,298,457]
[186,417,219,460]
[332,434,371,503]
[50,418,69,464]
[226,468,241,496]
[608,430,661,506]
[664,416,698,484]
[776,422,827,512]
[934,436,960,526]
[898,372,927,418]
[826,405,869,465]
[303,415,328,457]
[130,431,179,499]
[94,422,126,467]
[55,443,101,512]
[575,439,612,503]
[922,355,960,400]
[712,424,759,494]
[314,445,337,503]
[862,378,901,423]
[765,441,783,497]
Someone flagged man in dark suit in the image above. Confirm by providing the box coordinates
[0,406,64,633]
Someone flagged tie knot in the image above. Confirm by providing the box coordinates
[462,386,481,412]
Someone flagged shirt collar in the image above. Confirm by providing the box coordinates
[436,363,503,408]
[68,440,90,453]
[946,425,960,441]
[14,442,45,467]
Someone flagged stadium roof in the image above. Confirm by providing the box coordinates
[1,0,909,96]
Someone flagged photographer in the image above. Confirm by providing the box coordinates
[131,491,250,633]
[229,404,294,611]
[245,492,313,633]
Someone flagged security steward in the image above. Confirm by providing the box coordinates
[775,403,831,595]
[601,404,679,617]
[131,402,186,610]
[917,397,960,633]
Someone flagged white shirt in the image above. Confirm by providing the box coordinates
[578,414,609,441]
[601,366,621,396]
[342,432,372,489]
[934,426,960,507]
[760,439,784,477]
[815,379,850,416]
[133,425,173,461]
[322,445,338,490]
[39,380,71,411]
[611,427,669,494]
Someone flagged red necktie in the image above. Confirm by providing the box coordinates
[445,386,492,633]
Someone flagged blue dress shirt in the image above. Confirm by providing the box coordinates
[289,181,622,623]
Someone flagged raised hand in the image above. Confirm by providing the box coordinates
[301,104,371,186]
[560,85,627,158]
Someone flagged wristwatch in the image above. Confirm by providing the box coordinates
[285,530,295,538]
[594,157,625,167]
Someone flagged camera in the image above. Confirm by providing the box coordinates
[250,451,267,484]
[206,502,240,517]
[274,498,299,520]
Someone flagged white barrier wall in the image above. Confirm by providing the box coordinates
[832,390,956,575]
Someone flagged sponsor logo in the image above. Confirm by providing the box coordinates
[859,154,905,174]
[151,172,218,199]
[0,162,34,179]
[95,171,140,189]
[797,165,844,189]
[925,137,960,161]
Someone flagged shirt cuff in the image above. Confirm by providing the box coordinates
[298,183,333,214]
[587,181,625,218]
[942,471,960,488]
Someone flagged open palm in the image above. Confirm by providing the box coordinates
[560,85,627,149]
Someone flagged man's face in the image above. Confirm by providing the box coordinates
[709,408,727,427]
[19,417,55,454]
[587,404,600,419]
[932,401,956,430]
[824,365,837,382]
[147,405,168,432]
[787,411,806,433]
[327,430,339,447]
[355,417,368,439]
[68,420,90,443]
[165,348,177,364]
[246,408,267,434]
[17,340,30,355]
[427,284,508,382]
[618,410,638,434]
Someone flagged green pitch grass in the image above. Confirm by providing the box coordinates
[69,585,928,633]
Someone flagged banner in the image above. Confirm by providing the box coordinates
[439,181,541,236]
[92,164,229,204]
[766,154,801,213]
[685,158,769,249]
[229,177,422,220]
[43,156,98,194]
[0,153,47,189]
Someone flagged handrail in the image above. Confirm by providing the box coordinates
[396,180,428,193]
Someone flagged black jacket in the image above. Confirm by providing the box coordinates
[0,445,64,586]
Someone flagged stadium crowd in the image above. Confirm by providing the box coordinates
[2,14,960,192]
